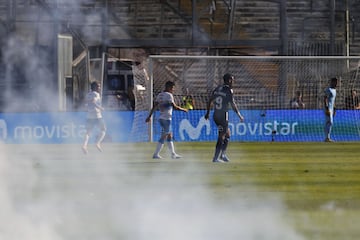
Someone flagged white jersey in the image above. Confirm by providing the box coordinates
[86,91,102,119]
[155,91,174,120]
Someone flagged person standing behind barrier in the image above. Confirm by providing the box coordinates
[145,81,188,159]
[82,81,106,154]
[324,77,338,142]
[182,88,195,110]
[345,89,360,110]
[205,73,244,163]
[290,91,305,109]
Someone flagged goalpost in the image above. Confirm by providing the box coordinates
[131,55,360,142]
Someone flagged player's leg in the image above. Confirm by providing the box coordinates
[95,118,106,151]
[324,114,334,142]
[82,133,90,154]
[82,119,93,154]
[163,120,181,159]
[167,133,181,159]
[153,140,164,158]
[213,129,225,162]
[212,125,226,162]
[212,116,227,162]
[220,128,231,162]
[167,133,182,159]
[153,138,165,159]
[153,119,167,159]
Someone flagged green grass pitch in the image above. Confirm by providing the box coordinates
[2,142,360,239]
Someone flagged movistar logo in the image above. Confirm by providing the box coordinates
[0,119,8,140]
[179,116,211,140]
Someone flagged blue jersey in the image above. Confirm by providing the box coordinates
[324,87,336,111]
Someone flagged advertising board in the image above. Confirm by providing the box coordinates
[0,110,359,143]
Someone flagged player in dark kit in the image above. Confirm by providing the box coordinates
[205,73,244,163]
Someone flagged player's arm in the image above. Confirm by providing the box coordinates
[173,102,188,113]
[355,97,360,109]
[204,95,215,120]
[145,102,159,123]
[231,101,244,122]
[94,101,104,111]
[229,92,244,121]
[323,95,331,116]
[90,97,104,111]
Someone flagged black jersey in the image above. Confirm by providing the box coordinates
[345,95,359,109]
[211,84,235,119]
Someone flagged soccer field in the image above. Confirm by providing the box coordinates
[1,142,360,240]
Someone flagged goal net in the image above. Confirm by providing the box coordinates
[132,56,360,142]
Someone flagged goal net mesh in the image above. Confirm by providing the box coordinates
[131,56,360,142]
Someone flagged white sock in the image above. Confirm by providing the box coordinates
[83,134,90,147]
[154,142,164,156]
[97,131,106,145]
[167,141,176,155]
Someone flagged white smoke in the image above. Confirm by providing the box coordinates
[0,143,306,240]
[0,144,62,240]
[2,35,56,112]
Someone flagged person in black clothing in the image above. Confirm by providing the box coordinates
[290,91,305,109]
[204,73,244,163]
[345,89,360,110]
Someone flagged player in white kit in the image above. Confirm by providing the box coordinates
[82,81,106,154]
[146,81,188,159]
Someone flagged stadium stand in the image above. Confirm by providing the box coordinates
[0,0,359,111]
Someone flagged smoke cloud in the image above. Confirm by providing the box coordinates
[0,144,305,240]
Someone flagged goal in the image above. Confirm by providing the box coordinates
[131,56,360,142]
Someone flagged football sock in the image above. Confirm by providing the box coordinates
[222,137,229,155]
[97,130,106,144]
[154,142,164,156]
[213,138,223,160]
[83,134,90,147]
[325,123,332,139]
[167,141,176,154]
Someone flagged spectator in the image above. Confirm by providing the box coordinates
[290,91,305,109]
[182,88,195,110]
[345,89,360,110]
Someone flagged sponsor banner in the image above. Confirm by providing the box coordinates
[165,110,360,142]
[0,110,359,143]
[0,112,134,144]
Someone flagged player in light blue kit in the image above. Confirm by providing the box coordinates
[323,77,338,142]
[146,81,188,159]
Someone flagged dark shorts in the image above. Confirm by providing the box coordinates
[213,113,228,134]
[86,118,106,132]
